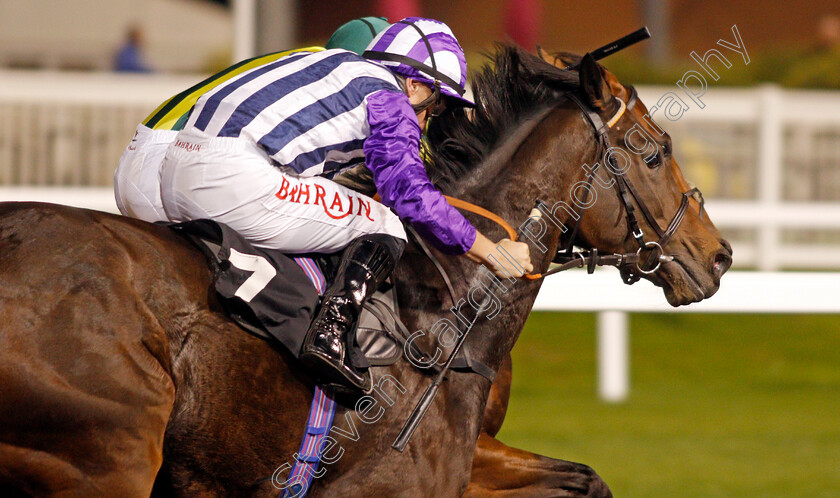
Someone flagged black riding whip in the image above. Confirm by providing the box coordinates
[562,26,651,70]
[391,291,492,452]
[392,207,544,452]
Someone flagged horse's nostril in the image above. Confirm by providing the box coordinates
[713,250,732,278]
[720,238,733,256]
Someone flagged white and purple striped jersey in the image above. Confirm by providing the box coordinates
[184,49,401,177]
[180,48,477,255]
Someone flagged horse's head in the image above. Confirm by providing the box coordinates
[538,49,733,305]
[425,45,731,306]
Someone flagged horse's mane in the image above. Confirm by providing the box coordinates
[425,44,580,187]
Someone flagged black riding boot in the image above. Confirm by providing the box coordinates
[299,234,404,393]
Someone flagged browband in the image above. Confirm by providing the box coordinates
[606,97,626,128]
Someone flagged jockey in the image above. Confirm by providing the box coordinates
[114,16,390,223]
[143,17,533,393]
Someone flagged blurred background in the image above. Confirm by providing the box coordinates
[0,1,837,496]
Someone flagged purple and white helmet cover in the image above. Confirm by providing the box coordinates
[365,17,473,106]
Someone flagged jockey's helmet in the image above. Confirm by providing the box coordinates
[363,17,474,108]
[325,16,391,55]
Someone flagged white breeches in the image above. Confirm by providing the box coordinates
[157,130,405,253]
[114,124,177,222]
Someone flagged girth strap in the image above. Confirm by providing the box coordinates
[281,387,336,497]
[281,258,337,497]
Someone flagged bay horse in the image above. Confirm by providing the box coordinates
[0,46,731,497]
[465,47,731,496]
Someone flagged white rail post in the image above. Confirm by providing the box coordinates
[597,310,629,402]
[233,0,257,62]
[756,84,783,271]
[255,0,296,55]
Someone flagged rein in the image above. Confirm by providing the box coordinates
[439,85,703,284]
[443,195,518,240]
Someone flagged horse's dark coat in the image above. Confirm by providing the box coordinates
[0,45,729,497]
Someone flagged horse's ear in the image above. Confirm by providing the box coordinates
[554,51,581,68]
[579,53,615,112]
[536,47,581,69]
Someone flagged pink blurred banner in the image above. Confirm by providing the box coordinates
[503,0,542,49]
[376,0,422,21]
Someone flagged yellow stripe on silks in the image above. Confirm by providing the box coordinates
[143,46,325,130]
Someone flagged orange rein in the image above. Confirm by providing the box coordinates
[442,196,517,240]
[372,193,544,279]
[442,196,543,280]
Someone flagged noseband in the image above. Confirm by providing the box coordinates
[551,86,705,284]
[421,86,705,284]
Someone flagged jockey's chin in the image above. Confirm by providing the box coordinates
[416,110,429,130]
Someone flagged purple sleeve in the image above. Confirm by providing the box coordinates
[363,89,476,255]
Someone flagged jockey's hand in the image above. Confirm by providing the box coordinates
[466,232,533,278]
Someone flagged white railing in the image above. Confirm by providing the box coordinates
[636,85,840,271]
[533,270,840,402]
[0,73,838,270]
[0,70,202,186]
[1,75,840,404]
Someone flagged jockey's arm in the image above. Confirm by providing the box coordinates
[363,90,532,278]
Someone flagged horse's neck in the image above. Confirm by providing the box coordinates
[402,105,592,375]
[449,106,556,214]
[455,105,592,250]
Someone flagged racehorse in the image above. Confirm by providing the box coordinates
[464,47,733,496]
[0,45,731,497]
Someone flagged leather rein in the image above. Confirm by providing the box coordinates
[397,86,704,381]
[436,86,705,285]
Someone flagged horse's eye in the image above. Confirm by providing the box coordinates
[662,141,672,158]
[645,150,662,169]
[645,142,671,169]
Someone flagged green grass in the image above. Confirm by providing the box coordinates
[498,312,840,497]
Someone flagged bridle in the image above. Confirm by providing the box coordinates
[538,85,705,284]
[432,85,705,284]
[391,82,707,452]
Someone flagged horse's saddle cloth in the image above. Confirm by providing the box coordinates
[166,219,406,367]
